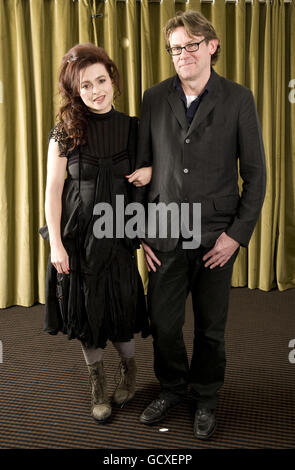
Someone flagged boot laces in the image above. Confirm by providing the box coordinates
[114,360,128,387]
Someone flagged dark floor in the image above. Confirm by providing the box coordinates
[0,287,295,449]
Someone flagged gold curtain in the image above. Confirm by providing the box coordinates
[0,0,294,307]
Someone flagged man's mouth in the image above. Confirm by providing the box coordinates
[180,62,195,68]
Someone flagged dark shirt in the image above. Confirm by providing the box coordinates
[173,74,209,126]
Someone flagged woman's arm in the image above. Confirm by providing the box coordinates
[125,166,152,187]
[45,139,70,274]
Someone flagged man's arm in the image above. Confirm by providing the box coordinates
[203,88,266,269]
[133,89,161,272]
[226,88,266,247]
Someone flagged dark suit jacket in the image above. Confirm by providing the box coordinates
[135,68,266,251]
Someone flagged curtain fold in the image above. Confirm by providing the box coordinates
[154,0,175,82]
[0,0,294,307]
[140,0,154,92]
[228,0,248,287]
[102,0,118,76]
[276,1,295,290]
[232,0,275,289]
[246,0,275,290]
[211,0,227,76]
[124,0,140,115]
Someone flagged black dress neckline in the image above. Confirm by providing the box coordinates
[86,107,116,120]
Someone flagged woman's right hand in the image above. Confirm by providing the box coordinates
[50,243,70,274]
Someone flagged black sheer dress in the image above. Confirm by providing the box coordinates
[40,108,149,348]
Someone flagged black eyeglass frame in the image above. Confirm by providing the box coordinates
[166,38,206,56]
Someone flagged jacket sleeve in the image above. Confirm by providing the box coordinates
[226,89,266,246]
[127,116,139,173]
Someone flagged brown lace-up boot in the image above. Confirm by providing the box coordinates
[112,357,137,406]
[87,361,111,422]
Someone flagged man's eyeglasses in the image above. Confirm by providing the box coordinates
[166,39,206,56]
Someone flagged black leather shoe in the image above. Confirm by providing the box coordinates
[139,398,173,425]
[194,408,216,440]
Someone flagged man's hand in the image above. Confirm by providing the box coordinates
[141,240,161,272]
[126,166,152,187]
[203,232,240,269]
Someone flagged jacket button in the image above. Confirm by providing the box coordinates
[183,168,189,174]
[185,138,190,144]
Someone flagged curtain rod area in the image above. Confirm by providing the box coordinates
[99,0,293,4]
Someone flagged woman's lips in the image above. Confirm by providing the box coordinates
[94,95,105,103]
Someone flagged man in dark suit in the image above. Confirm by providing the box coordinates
[134,10,266,439]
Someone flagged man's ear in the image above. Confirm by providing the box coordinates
[209,39,219,55]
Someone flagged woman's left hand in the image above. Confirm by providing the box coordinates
[126,166,152,187]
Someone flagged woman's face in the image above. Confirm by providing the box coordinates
[79,62,114,114]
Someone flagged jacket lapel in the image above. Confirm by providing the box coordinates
[165,69,222,134]
[186,69,222,137]
[167,83,188,131]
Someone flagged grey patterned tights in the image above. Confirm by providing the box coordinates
[81,339,135,365]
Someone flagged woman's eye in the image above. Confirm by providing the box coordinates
[99,79,106,84]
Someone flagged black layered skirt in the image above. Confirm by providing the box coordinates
[44,239,149,348]
[41,148,149,348]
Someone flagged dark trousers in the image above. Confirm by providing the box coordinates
[147,242,239,409]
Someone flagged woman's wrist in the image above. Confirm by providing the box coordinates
[49,237,63,249]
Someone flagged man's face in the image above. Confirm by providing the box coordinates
[169,26,218,82]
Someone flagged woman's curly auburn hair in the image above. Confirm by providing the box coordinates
[57,43,120,152]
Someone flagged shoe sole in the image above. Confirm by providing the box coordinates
[91,410,112,423]
[92,417,110,424]
[194,422,217,440]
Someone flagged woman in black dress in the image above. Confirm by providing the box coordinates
[41,43,151,422]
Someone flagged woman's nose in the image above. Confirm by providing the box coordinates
[92,83,101,95]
